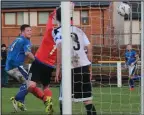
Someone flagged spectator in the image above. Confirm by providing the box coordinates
[1,44,8,87]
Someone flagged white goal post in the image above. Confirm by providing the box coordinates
[98,61,141,88]
[141,1,144,115]
[61,1,72,115]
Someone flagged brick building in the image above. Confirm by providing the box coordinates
[1,1,113,46]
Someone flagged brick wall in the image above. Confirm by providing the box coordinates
[2,6,114,47]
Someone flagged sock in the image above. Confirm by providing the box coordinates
[132,75,141,80]
[129,78,134,88]
[15,84,28,103]
[60,101,62,115]
[43,87,52,102]
[29,86,44,100]
[85,104,97,115]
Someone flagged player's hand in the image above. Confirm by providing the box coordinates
[131,62,135,66]
[55,68,61,83]
[55,76,59,83]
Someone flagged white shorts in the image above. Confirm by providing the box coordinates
[7,66,28,84]
[128,64,137,76]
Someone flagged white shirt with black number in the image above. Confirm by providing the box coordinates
[52,26,91,69]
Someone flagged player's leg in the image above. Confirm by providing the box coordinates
[128,65,136,90]
[27,60,45,101]
[73,66,97,115]
[40,65,54,114]
[7,67,28,111]
[131,64,141,80]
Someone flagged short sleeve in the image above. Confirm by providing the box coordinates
[83,32,90,46]
[24,42,31,53]
[52,29,62,47]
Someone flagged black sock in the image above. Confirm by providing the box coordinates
[60,101,62,115]
[85,104,97,115]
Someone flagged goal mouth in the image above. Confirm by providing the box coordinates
[61,1,142,114]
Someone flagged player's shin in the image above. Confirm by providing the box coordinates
[43,86,52,97]
[85,103,97,115]
[15,84,28,103]
[28,81,44,100]
[129,77,135,88]
[84,100,97,115]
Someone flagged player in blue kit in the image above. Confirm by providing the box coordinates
[5,24,35,112]
[125,44,140,91]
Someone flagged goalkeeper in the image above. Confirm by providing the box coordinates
[53,7,97,115]
[125,44,140,91]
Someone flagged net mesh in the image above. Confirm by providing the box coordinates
[71,1,141,115]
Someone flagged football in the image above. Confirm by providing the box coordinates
[117,2,131,16]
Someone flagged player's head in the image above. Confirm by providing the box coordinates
[56,4,74,24]
[126,44,132,51]
[20,24,32,39]
[56,8,61,23]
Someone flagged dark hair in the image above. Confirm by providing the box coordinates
[1,44,6,48]
[56,8,61,22]
[56,8,73,23]
[20,24,31,32]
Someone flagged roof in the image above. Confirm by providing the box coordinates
[1,1,141,20]
[1,1,110,9]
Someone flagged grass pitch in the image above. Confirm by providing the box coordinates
[1,87,140,115]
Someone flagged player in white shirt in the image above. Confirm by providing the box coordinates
[53,8,97,115]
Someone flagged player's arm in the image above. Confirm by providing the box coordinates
[83,31,93,80]
[133,51,139,64]
[25,52,35,61]
[24,44,35,61]
[52,29,62,82]
[85,44,93,62]
[83,32,92,62]
[55,43,62,82]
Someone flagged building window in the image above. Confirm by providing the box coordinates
[81,11,89,25]
[139,21,141,30]
[17,12,24,25]
[38,12,49,25]
[4,12,24,26]
[73,11,80,25]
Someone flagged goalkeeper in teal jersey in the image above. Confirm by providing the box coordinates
[124,44,140,91]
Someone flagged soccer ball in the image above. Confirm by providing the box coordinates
[117,2,131,16]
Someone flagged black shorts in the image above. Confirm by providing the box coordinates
[59,65,92,102]
[29,59,54,86]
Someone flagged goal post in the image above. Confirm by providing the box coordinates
[141,1,144,115]
[61,1,72,115]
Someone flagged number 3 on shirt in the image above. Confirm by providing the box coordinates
[71,33,80,50]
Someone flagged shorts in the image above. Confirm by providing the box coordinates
[128,64,137,76]
[6,66,28,83]
[29,59,54,86]
[59,65,92,102]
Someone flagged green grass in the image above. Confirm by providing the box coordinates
[2,87,141,115]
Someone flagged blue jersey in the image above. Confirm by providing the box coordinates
[5,36,32,71]
[125,49,136,65]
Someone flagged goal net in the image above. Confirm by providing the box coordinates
[68,1,142,115]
